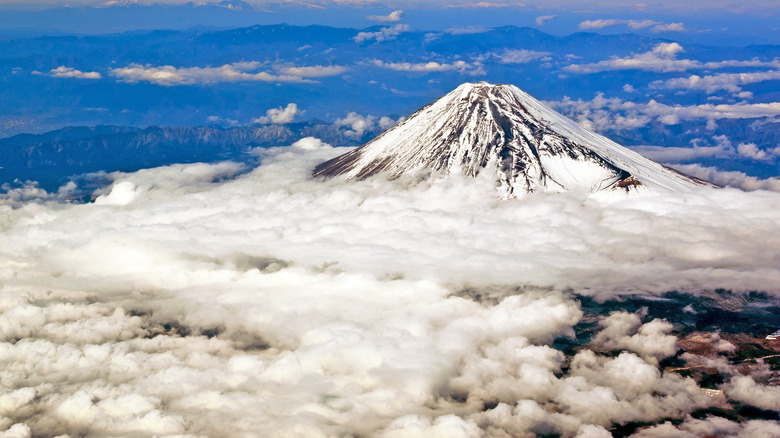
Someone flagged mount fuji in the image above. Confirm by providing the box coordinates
[313,82,711,196]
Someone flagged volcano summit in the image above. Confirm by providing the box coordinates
[314,82,709,196]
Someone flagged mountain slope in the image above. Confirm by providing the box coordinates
[313,82,711,196]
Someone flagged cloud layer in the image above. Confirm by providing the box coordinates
[1,146,780,436]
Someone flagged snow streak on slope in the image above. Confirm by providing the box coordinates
[314,82,709,196]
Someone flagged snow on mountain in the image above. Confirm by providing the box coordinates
[313,82,711,196]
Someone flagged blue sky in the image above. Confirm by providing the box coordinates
[2,0,778,45]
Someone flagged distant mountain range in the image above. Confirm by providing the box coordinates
[0,121,379,190]
[0,21,778,184]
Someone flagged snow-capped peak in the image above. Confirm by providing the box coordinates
[313,82,711,196]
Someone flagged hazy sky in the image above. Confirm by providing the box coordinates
[1,0,778,12]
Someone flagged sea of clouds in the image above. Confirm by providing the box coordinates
[1,139,779,437]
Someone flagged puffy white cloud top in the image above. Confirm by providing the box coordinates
[1,145,779,436]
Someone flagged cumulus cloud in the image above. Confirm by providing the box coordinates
[722,375,780,411]
[369,59,485,75]
[633,416,780,437]
[367,10,403,22]
[591,312,677,364]
[110,62,345,86]
[252,103,301,124]
[49,66,101,79]
[334,112,401,138]
[736,142,778,160]
[535,14,556,26]
[2,145,780,435]
[354,24,410,43]
[578,19,685,33]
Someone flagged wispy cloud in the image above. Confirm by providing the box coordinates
[579,18,621,30]
[564,42,780,74]
[353,23,410,43]
[369,59,486,75]
[445,26,489,35]
[564,42,695,73]
[652,70,780,94]
[444,2,518,8]
[549,92,780,133]
[669,163,780,191]
[578,19,686,33]
[535,15,556,26]
[110,62,346,86]
[275,65,349,78]
[628,144,734,163]
[367,9,403,23]
[49,66,102,79]
[493,49,552,64]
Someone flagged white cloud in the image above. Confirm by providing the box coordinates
[3,145,780,435]
[626,19,657,29]
[443,2,516,8]
[354,24,410,43]
[669,163,780,191]
[628,144,733,163]
[370,59,485,75]
[564,42,696,73]
[722,375,780,411]
[653,70,780,94]
[109,62,345,86]
[111,62,308,86]
[252,103,300,124]
[591,312,677,364]
[444,26,489,35]
[548,92,780,132]
[737,142,776,160]
[275,65,348,78]
[49,66,101,79]
[367,9,403,23]
[565,42,780,75]
[578,19,685,33]
[578,19,621,30]
[334,112,401,137]
[652,22,686,32]
[423,32,441,43]
[494,49,551,64]
[635,417,780,437]
[535,15,556,26]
